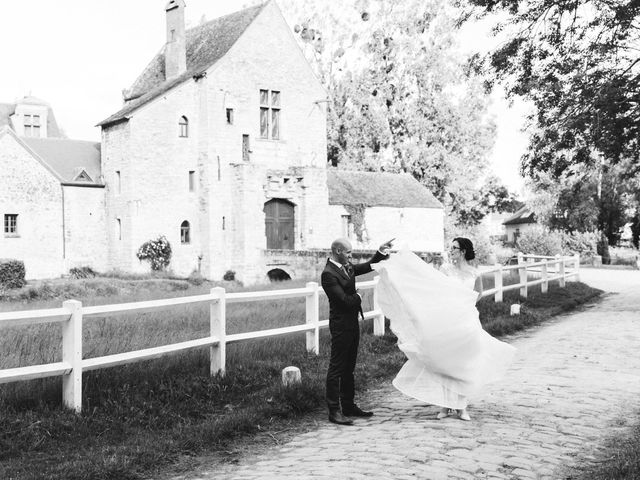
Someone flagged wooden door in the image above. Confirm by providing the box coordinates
[264,199,294,250]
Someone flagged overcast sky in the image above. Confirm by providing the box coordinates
[0,0,529,192]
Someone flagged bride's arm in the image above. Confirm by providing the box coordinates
[474,272,484,301]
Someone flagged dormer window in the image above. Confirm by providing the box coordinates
[24,114,41,137]
[179,116,189,137]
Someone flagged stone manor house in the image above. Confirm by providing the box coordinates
[0,1,444,284]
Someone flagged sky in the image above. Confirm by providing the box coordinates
[0,0,529,192]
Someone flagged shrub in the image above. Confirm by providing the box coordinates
[187,270,206,286]
[69,266,97,279]
[223,270,236,281]
[0,259,26,289]
[136,236,172,271]
[516,226,563,256]
[560,230,599,258]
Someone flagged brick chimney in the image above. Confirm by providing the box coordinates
[165,0,187,79]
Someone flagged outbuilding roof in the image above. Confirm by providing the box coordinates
[97,3,266,127]
[327,170,443,209]
[502,206,536,225]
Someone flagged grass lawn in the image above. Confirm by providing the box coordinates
[0,275,602,480]
[563,420,640,480]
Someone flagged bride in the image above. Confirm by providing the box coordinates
[372,237,516,421]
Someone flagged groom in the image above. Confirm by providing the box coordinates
[321,237,393,425]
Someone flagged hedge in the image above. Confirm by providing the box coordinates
[0,259,26,289]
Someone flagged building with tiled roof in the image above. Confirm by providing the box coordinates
[0,125,106,279]
[2,1,444,282]
[503,206,538,243]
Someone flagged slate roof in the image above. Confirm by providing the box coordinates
[503,206,536,225]
[327,170,443,209]
[97,3,267,127]
[22,137,102,185]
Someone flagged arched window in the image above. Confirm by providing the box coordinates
[179,116,188,137]
[180,220,190,244]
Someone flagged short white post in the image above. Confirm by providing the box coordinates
[493,265,503,303]
[518,253,528,298]
[558,255,566,288]
[210,287,226,376]
[305,281,320,354]
[573,253,580,282]
[541,261,548,294]
[62,300,83,413]
[372,277,385,336]
[282,366,301,386]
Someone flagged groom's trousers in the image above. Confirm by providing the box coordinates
[326,328,360,411]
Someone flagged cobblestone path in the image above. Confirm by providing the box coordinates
[175,269,640,480]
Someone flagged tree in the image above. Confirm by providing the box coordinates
[462,0,640,242]
[279,0,499,225]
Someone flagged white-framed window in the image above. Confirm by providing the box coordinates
[24,114,41,137]
[179,116,189,137]
[188,170,195,192]
[259,89,280,140]
[181,220,191,244]
[4,214,18,236]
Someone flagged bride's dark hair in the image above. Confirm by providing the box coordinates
[453,237,475,261]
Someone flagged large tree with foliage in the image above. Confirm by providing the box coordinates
[279,0,504,225]
[461,0,640,242]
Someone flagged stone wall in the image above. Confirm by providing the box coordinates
[63,185,108,272]
[0,131,64,279]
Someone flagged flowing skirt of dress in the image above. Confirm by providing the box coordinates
[373,249,516,409]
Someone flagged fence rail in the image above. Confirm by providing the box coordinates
[0,254,578,412]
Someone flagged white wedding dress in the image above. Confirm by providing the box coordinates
[373,249,516,409]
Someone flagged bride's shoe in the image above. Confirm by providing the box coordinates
[456,409,471,421]
[436,408,450,420]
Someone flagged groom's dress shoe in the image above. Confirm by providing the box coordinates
[328,411,353,425]
[343,405,374,417]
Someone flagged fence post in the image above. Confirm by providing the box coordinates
[518,253,528,298]
[210,287,226,376]
[541,261,548,294]
[305,281,320,354]
[372,277,385,335]
[493,265,503,303]
[558,255,566,288]
[573,253,580,282]
[62,300,83,413]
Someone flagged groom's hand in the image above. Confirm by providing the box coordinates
[379,238,394,255]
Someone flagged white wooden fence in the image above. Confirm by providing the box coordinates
[0,254,579,413]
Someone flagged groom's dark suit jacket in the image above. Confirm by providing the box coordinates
[321,251,388,331]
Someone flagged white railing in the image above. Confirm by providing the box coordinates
[0,279,384,413]
[479,253,580,302]
[0,253,579,413]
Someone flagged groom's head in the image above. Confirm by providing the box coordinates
[331,238,352,266]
